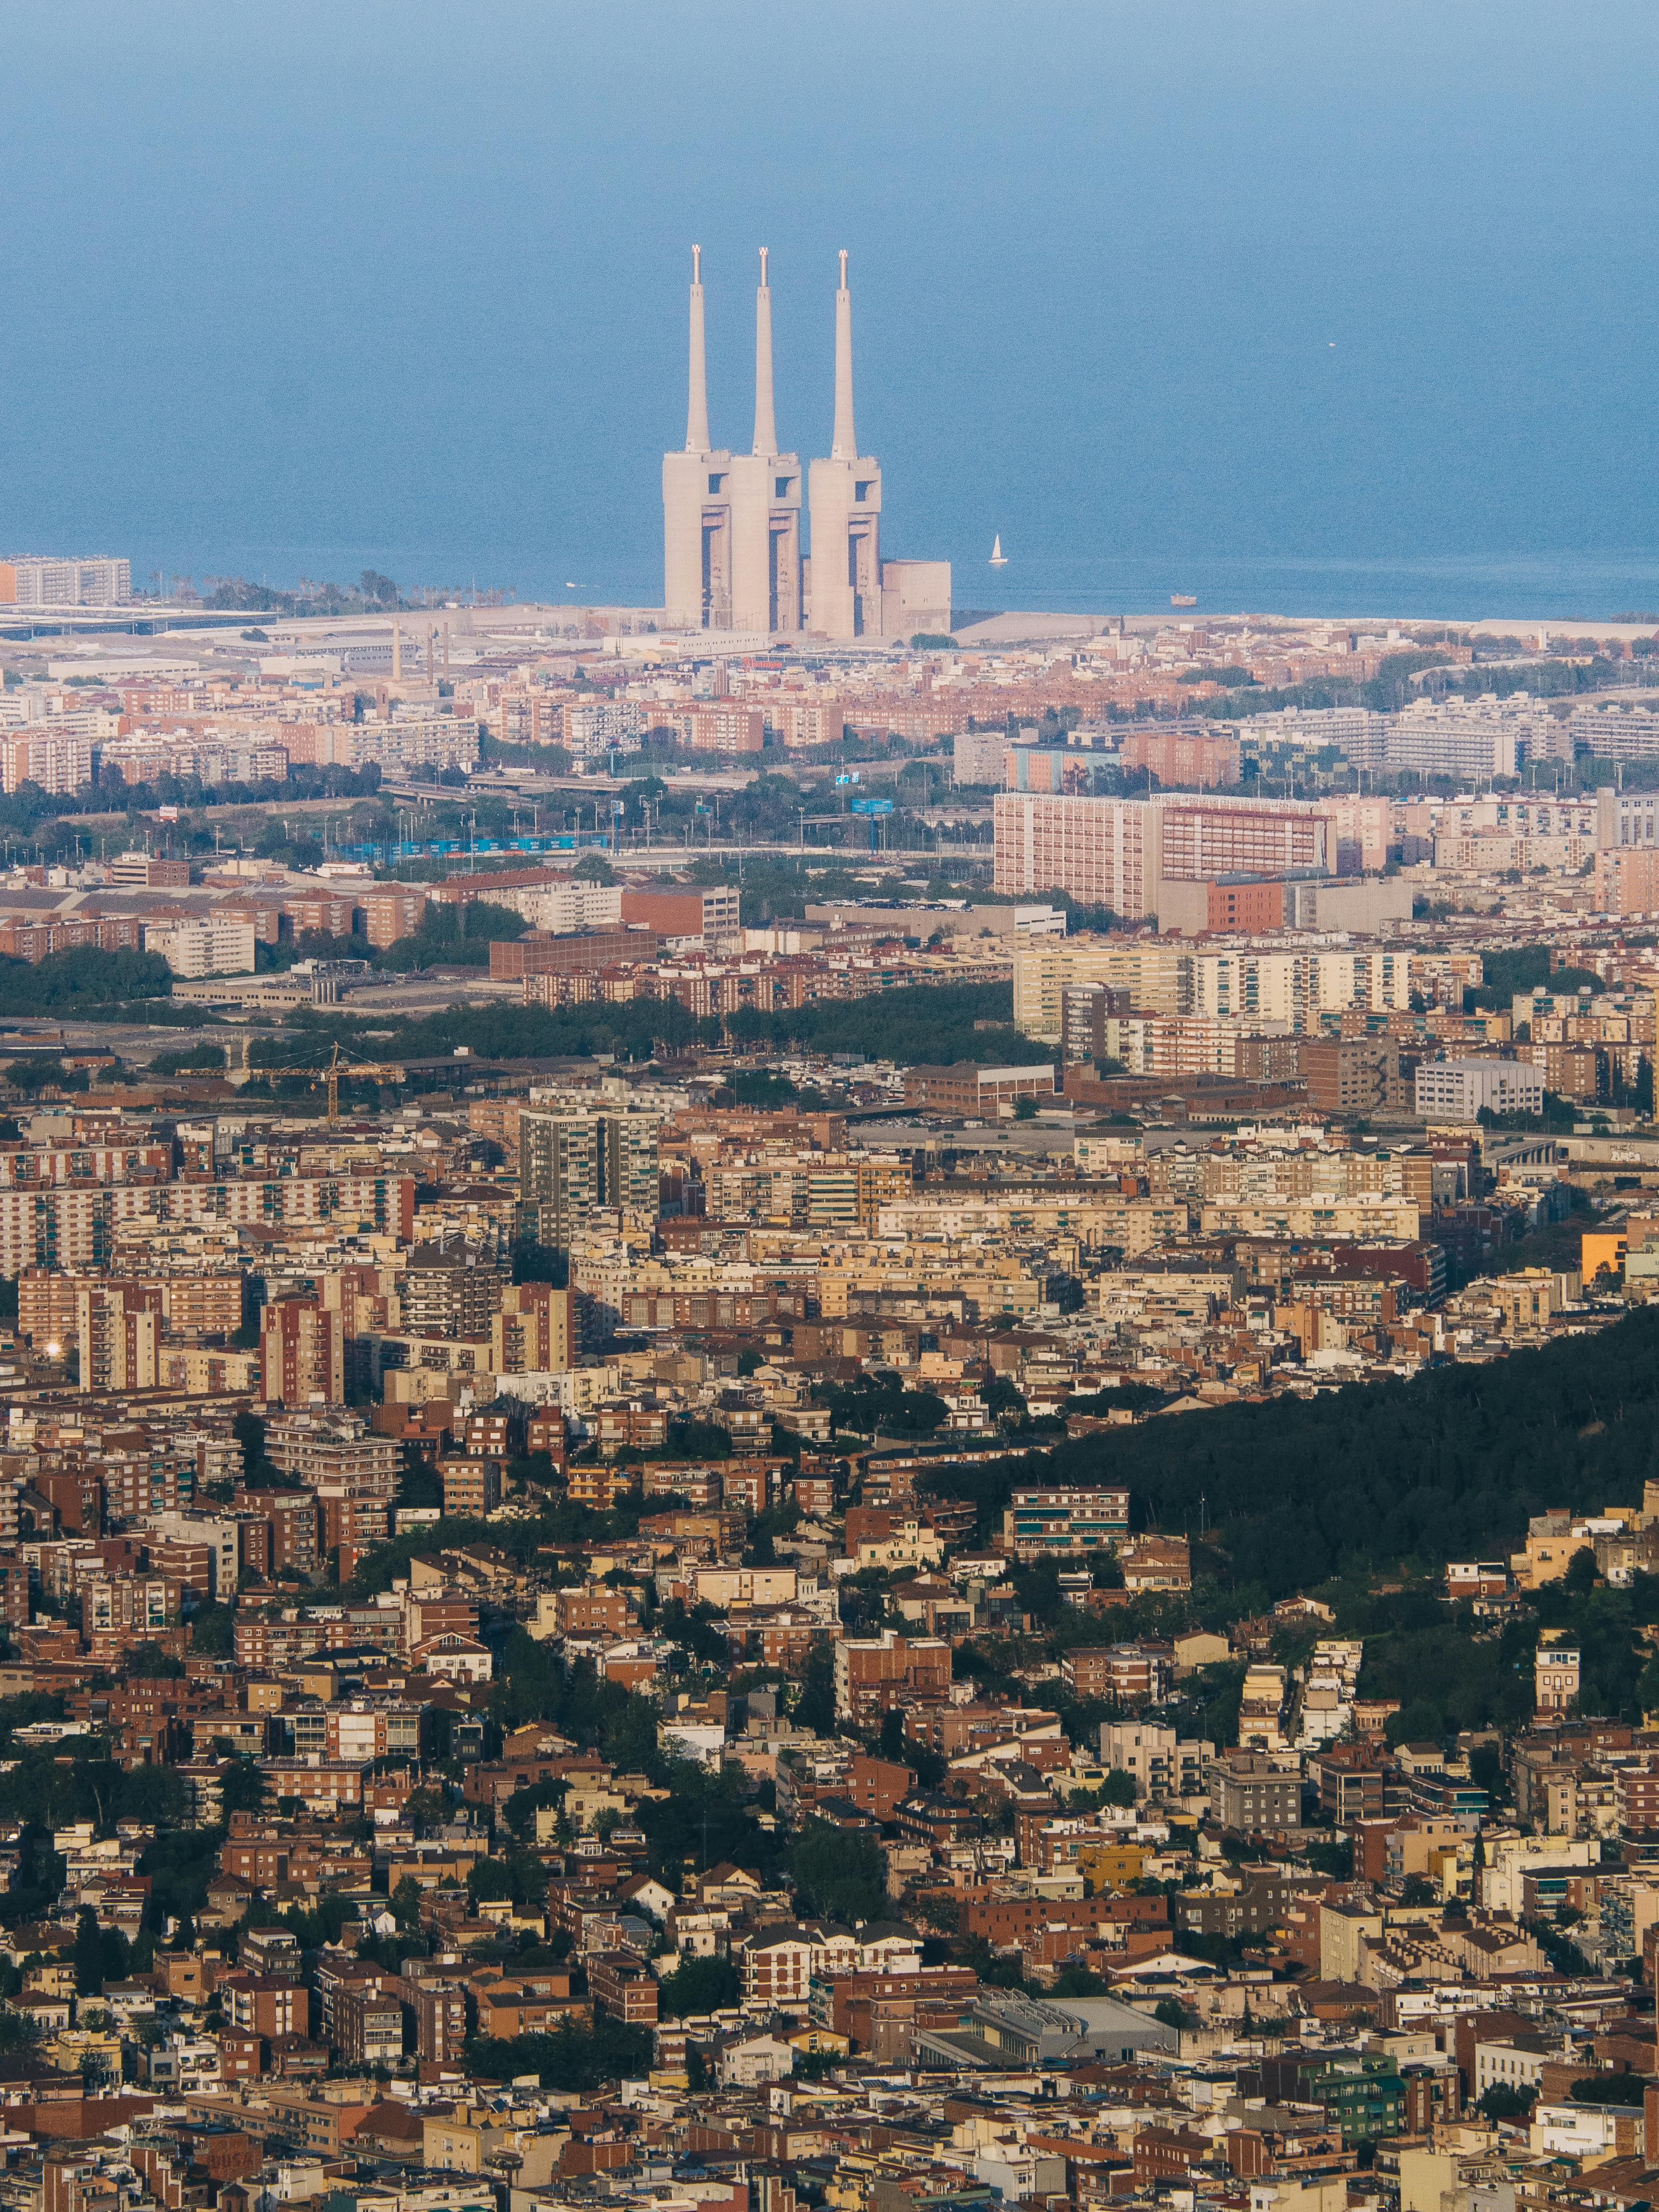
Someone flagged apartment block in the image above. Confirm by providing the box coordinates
[1002,1486,1130,1560]
[143,918,257,978]
[1415,1058,1544,1123]
[1212,1751,1302,1835]
[994,790,1328,917]
[259,1298,346,1407]
[1301,1039,1405,1116]
[833,1630,952,1723]
[0,556,131,606]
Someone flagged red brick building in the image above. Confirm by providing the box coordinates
[588,1949,659,2024]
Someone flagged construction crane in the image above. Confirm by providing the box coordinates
[317,1039,402,1125]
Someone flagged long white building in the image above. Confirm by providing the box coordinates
[1013,937,1441,1040]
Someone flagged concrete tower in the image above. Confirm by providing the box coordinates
[727,248,803,636]
[662,245,735,631]
[806,250,882,639]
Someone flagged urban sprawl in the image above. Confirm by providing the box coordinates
[2,246,1659,2212]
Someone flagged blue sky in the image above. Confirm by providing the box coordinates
[3,1,1658,612]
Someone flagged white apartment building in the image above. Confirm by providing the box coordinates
[1472,2039,1547,2104]
[1191,948,1414,1030]
[565,701,644,758]
[484,878,623,932]
[0,555,131,607]
[1415,1058,1544,1122]
[775,699,851,750]
[1569,704,1659,762]
[1596,785,1659,851]
[140,1510,241,1600]
[0,729,92,795]
[143,916,257,977]
[1384,700,1564,779]
[353,715,481,774]
[1420,795,1596,841]
[99,733,289,787]
[1237,705,1390,759]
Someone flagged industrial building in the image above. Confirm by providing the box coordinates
[663,248,950,642]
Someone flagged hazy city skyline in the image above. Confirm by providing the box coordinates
[5,0,1659,617]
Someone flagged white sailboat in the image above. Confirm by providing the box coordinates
[988,535,1008,566]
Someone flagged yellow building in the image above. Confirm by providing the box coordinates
[46,2026,122,2084]
[1582,1228,1628,1285]
[1076,1839,1147,1893]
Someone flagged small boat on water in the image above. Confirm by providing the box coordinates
[1170,592,1197,607]
[989,536,1008,566]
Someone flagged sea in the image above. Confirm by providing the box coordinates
[141,541,1659,631]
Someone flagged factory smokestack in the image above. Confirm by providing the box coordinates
[685,243,710,454]
[830,248,856,461]
[753,247,777,457]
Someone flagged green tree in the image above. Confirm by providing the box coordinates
[465,2013,649,2090]
[0,947,173,1019]
[657,1953,741,2016]
[233,1408,279,1487]
[1564,1546,1599,1594]
[792,1645,836,1737]
[953,1308,1659,1601]
[1052,1963,1107,1996]
[1571,2073,1648,2106]
[219,1758,270,1818]
[1478,2082,1535,2121]
[73,1908,105,1996]
[6,1058,72,1095]
[788,1820,885,1926]
[190,1602,236,1656]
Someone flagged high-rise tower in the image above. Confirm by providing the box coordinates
[662,246,735,630]
[727,249,803,635]
[806,251,882,640]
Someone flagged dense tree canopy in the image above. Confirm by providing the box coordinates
[787,1819,887,1926]
[727,981,1052,1067]
[0,946,173,1017]
[926,1310,1659,1600]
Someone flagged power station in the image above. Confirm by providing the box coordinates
[662,248,950,642]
